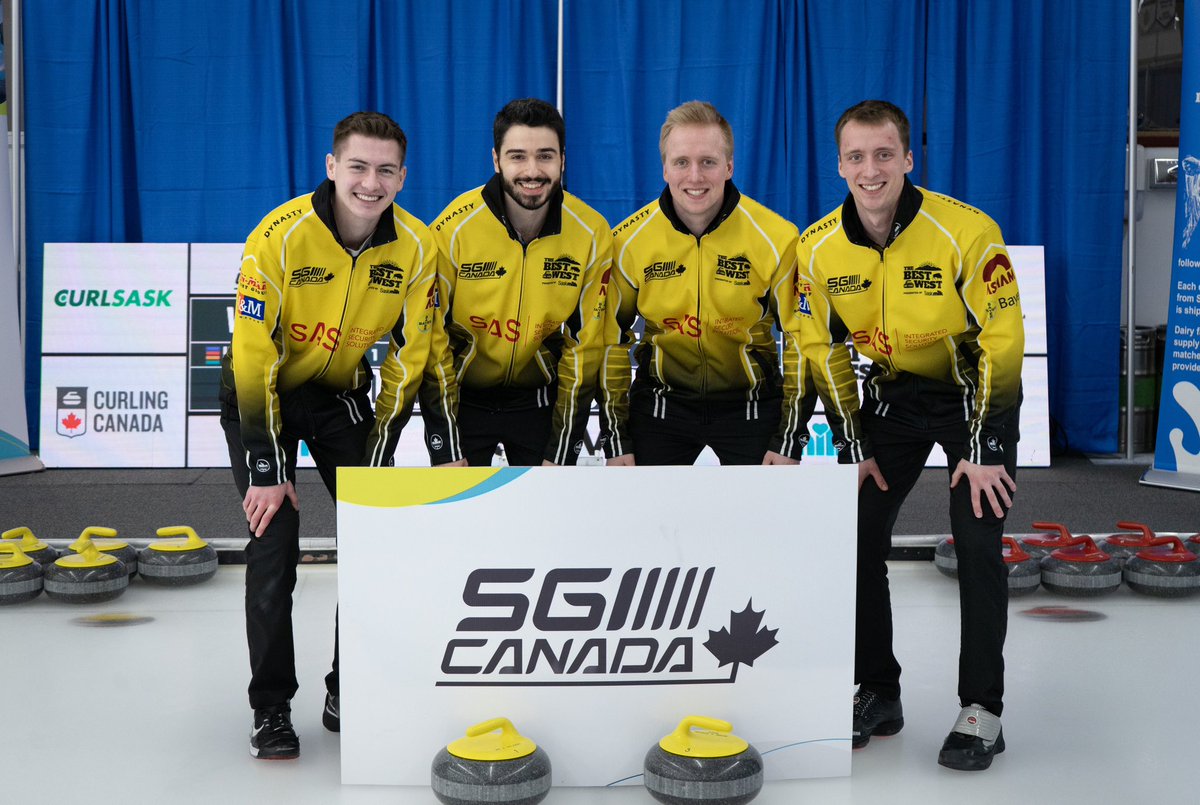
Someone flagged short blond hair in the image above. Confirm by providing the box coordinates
[659,101,734,162]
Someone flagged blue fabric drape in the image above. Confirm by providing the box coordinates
[925,1,1129,454]
[22,1,1129,454]
[24,0,555,446]
[561,0,924,228]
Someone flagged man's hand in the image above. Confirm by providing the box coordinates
[950,459,1016,518]
[437,458,468,467]
[243,482,299,538]
[763,450,799,465]
[542,460,558,467]
[858,457,888,492]
[607,454,636,466]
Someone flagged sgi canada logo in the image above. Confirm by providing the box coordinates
[437,566,779,686]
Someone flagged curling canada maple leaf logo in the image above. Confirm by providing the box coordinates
[702,600,779,681]
[56,386,88,438]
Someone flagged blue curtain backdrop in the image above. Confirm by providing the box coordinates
[23,0,1127,454]
[924,1,1129,454]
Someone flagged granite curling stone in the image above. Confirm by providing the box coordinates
[44,533,129,604]
[1019,522,1080,560]
[1123,537,1200,598]
[138,526,218,586]
[934,537,957,578]
[0,542,44,604]
[64,526,138,579]
[644,716,763,805]
[1039,536,1121,597]
[1,526,59,565]
[1002,537,1040,597]
[431,717,551,805]
[1097,521,1157,568]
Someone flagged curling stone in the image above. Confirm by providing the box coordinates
[1020,522,1081,560]
[0,542,44,604]
[1097,521,1157,568]
[1123,537,1200,598]
[44,533,129,604]
[138,526,218,586]
[431,718,551,805]
[1,526,59,565]
[1039,536,1121,597]
[64,527,138,579]
[1002,537,1040,597]
[644,716,763,805]
[934,538,957,578]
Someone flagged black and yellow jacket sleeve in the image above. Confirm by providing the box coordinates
[794,178,1025,465]
[422,176,612,465]
[600,182,814,459]
[223,180,442,484]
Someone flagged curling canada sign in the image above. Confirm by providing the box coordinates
[436,565,779,687]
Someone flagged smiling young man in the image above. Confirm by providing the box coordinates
[421,98,612,466]
[220,111,445,759]
[792,100,1024,770]
[599,101,813,466]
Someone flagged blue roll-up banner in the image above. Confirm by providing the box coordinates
[1144,0,1200,491]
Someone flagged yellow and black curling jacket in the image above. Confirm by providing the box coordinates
[221,179,444,485]
[792,178,1024,465]
[422,175,613,465]
[600,182,814,459]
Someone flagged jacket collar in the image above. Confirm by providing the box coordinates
[311,179,398,250]
[658,180,741,238]
[481,173,564,242]
[840,176,923,250]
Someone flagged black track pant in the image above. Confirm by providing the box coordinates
[855,413,1016,717]
[629,398,782,465]
[221,383,373,710]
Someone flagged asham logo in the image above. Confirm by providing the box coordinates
[437,566,779,687]
[56,387,87,438]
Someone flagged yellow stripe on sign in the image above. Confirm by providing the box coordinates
[338,467,522,508]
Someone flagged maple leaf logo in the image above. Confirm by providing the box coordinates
[703,600,779,680]
[62,413,83,431]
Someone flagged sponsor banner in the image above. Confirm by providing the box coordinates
[39,356,186,466]
[801,245,1049,467]
[189,242,242,294]
[1150,0,1200,486]
[337,466,856,786]
[42,243,188,353]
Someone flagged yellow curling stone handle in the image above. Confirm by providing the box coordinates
[659,716,749,758]
[2,526,51,552]
[447,717,538,761]
[148,525,209,552]
[68,526,125,552]
[0,541,35,569]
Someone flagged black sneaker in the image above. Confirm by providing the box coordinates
[852,689,904,748]
[938,704,1005,771]
[322,692,340,733]
[250,703,300,760]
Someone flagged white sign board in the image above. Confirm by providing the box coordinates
[337,465,857,787]
[39,356,187,467]
[41,243,189,354]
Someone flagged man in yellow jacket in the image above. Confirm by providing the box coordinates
[221,111,442,759]
[422,98,612,466]
[793,100,1024,771]
[601,101,812,465]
